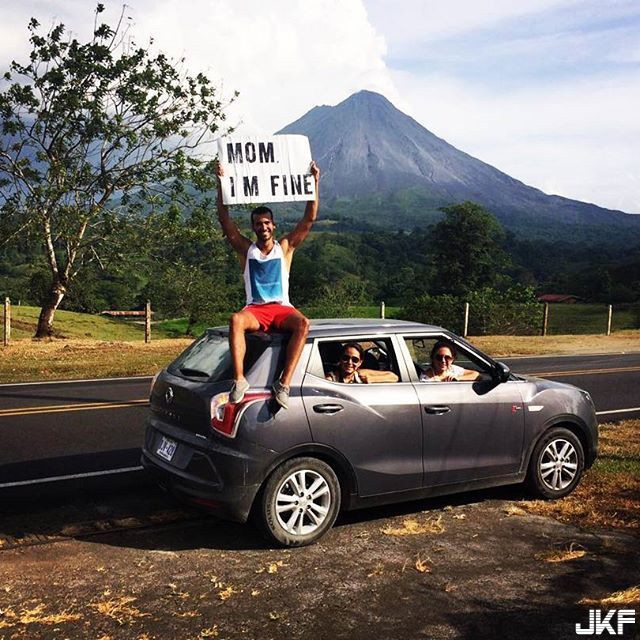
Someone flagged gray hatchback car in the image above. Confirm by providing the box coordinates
[141,319,598,547]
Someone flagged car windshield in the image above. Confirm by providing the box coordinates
[167,330,271,382]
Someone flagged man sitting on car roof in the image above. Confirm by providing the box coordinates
[215,161,320,409]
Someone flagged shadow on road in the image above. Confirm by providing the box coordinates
[0,472,533,554]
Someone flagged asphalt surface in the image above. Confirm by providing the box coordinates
[0,376,149,488]
[502,352,640,420]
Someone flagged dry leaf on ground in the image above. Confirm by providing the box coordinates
[579,586,640,606]
[536,543,587,563]
[90,595,150,625]
[381,516,445,536]
[218,586,238,601]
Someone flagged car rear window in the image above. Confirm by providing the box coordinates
[167,330,271,382]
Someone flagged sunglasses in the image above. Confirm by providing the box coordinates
[434,354,453,362]
[340,355,361,364]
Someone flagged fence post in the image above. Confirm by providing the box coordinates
[606,304,612,336]
[380,301,385,319]
[145,300,151,343]
[541,302,549,336]
[3,297,10,347]
[463,302,469,337]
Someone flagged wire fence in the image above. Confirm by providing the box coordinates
[398,300,640,337]
[2,298,640,345]
[546,303,640,335]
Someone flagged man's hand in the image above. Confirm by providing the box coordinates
[310,160,320,184]
[280,160,320,253]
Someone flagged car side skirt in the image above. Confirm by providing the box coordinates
[342,472,527,512]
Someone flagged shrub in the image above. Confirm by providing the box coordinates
[400,286,542,335]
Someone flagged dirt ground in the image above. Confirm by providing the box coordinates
[1,485,638,640]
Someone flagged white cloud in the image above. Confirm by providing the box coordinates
[361,0,640,212]
[393,70,640,212]
[1,0,394,134]
[362,0,585,48]
[133,0,395,134]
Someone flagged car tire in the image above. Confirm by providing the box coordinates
[260,457,341,547]
[527,427,585,499]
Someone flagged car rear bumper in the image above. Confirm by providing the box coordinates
[141,420,273,523]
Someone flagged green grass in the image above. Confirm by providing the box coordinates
[154,314,231,338]
[1,305,400,343]
[2,305,143,340]
[547,303,640,335]
[595,457,640,474]
[2,304,637,343]
[1,305,181,340]
[154,306,402,337]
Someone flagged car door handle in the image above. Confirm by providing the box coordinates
[424,405,451,415]
[313,404,344,415]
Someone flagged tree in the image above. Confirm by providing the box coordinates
[430,201,511,296]
[141,204,240,334]
[0,5,229,336]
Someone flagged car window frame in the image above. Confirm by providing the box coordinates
[167,328,276,382]
[306,334,412,384]
[397,331,497,383]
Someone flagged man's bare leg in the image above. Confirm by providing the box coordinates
[271,311,309,408]
[229,309,260,402]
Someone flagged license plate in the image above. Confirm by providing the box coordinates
[156,436,177,462]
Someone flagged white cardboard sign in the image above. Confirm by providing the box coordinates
[216,135,315,205]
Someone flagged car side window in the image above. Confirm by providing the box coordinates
[403,336,492,382]
[315,338,400,383]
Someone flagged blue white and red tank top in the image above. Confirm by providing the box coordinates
[243,241,291,306]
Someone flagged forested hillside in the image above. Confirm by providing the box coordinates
[2,201,639,331]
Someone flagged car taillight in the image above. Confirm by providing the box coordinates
[210,391,271,438]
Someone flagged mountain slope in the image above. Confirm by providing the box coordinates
[278,90,638,231]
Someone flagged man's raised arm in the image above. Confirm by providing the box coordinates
[216,165,251,256]
[282,161,320,250]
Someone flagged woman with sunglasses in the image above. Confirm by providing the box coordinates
[326,343,398,384]
[420,340,479,382]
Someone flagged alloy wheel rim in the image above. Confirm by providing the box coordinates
[539,438,578,491]
[275,469,331,536]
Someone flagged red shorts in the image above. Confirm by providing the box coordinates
[244,303,297,332]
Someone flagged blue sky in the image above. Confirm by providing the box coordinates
[2,1,639,212]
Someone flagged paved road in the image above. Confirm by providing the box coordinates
[0,352,638,490]
[0,376,150,489]
[502,352,640,420]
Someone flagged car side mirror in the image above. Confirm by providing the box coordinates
[494,361,511,383]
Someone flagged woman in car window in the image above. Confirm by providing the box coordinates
[327,343,398,384]
[420,340,479,382]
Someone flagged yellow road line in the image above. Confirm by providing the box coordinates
[527,366,640,378]
[0,364,638,416]
[0,399,148,418]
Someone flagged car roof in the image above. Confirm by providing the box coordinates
[307,318,441,337]
[207,318,443,339]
